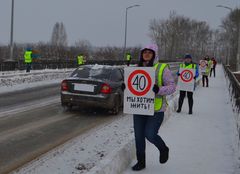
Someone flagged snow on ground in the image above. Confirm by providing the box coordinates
[124,65,240,174]
[0,69,74,94]
[1,65,240,174]
[13,114,134,174]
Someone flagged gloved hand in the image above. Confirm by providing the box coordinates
[152,84,159,94]
[121,83,126,91]
[177,73,180,76]
[194,76,197,80]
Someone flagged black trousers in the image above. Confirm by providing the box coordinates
[202,75,208,87]
[210,68,216,77]
[178,90,193,112]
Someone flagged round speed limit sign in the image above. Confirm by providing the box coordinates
[127,70,152,96]
[200,60,207,68]
[180,69,193,82]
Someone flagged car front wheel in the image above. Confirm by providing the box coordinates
[111,97,120,115]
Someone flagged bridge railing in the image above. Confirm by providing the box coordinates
[223,65,240,113]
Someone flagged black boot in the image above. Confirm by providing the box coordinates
[188,94,193,115]
[206,76,209,87]
[177,97,184,113]
[132,154,145,171]
[160,146,169,164]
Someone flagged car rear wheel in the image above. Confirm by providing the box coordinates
[111,96,120,115]
[62,105,72,112]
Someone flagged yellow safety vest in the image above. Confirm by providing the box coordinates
[24,51,32,63]
[126,54,131,61]
[180,63,196,69]
[206,60,212,74]
[153,63,168,111]
[77,56,84,65]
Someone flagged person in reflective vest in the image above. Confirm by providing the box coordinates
[201,56,210,87]
[210,57,217,77]
[122,44,176,171]
[176,54,199,114]
[77,55,84,65]
[126,52,131,66]
[24,49,32,72]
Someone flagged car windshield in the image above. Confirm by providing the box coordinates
[70,66,112,80]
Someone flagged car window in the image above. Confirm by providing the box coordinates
[110,69,123,82]
[70,67,111,80]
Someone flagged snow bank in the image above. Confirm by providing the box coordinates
[0,69,74,94]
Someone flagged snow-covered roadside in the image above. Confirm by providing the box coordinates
[4,65,240,174]
[124,65,240,174]
[12,114,135,174]
[0,69,74,94]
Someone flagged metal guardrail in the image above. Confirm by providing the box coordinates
[223,65,240,113]
[0,59,180,71]
[223,65,240,153]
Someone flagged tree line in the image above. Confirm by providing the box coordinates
[0,12,235,69]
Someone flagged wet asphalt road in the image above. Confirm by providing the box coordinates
[0,85,120,174]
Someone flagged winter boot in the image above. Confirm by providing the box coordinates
[132,154,145,171]
[188,97,193,115]
[177,97,184,113]
[176,108,181,113]
[160,146,169,164]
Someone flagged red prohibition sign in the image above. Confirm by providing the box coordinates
[128,69,152,96]
[180,69,193,82]
[200,60,206,67]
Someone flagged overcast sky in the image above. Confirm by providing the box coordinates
[0,0,239,47]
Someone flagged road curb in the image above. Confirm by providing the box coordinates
[86,139,135,174]
[86,93,179,174]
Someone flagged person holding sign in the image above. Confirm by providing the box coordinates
[176,54,199,114]
[210,57,217,77]
[123,44,176,171]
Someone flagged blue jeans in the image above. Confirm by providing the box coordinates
[133,112,167,157]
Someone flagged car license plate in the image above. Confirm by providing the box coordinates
[74,83,95,92]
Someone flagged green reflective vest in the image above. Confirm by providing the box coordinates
[126,54,131,61]
[24,51,32,63]
[206,60,212,75]
[180,63,196,69]
[77,55,84,65]
[153,63,168,111]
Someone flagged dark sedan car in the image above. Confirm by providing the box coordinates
[61,64,124,114]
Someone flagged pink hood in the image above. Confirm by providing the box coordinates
[140,44,159,64]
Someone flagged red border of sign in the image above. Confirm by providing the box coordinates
[180,69,193,82]
[128,69,152,96]
[200,60,206,67]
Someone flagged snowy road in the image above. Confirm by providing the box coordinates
[0,94,122,174]
[0,83,60,113]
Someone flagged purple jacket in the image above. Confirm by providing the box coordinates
[140,44,176,112]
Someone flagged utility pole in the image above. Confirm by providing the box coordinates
[123,5,140,60]
[9,0,14,61]
[4,0,16,71]
[237,20,240,71]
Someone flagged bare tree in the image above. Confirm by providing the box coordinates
[149,12,213,61]
[217,9,240,70]
[50,22,68,47]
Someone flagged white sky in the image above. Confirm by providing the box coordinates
[0,0,239,47]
